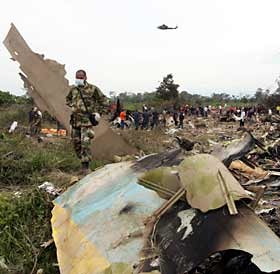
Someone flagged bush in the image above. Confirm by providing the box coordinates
[0,90,32,107]
[0,91,16,106]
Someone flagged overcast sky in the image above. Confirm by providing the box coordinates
[1,0,280,96]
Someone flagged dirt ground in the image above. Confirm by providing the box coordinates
[119,116,256,154]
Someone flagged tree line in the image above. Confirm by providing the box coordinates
[1,73,280,110]
[0,90,32,106]
[112,74,280,110]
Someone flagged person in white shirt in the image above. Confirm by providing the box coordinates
[240,108,246,127]
[204,106,208,118]
[233,107,246,127]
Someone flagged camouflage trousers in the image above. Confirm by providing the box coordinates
[30,122,41,137]
[71,126,95,163]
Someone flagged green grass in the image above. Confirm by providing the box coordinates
[0,132,82,273]
[0,104,31,129]
[0,129,102,273]
[0,189,58,274]
[0,104,109,273]
[0,134,81,187]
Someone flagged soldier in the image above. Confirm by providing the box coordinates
[29,106,42,137]
[66,70,106,172]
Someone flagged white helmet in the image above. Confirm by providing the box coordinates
[94,113,101,122]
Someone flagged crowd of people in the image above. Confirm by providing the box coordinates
[116,103,279,130]
[27,77,279,175]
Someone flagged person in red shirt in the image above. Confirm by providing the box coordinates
[120,110,126,129]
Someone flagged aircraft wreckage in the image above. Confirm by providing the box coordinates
[3,24,280,274]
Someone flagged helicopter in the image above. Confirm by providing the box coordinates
[157,24,178,30]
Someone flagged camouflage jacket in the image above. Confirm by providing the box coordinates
[66,82,107,127]
[29,110,42,126]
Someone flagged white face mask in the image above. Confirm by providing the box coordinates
[75,79,85,86]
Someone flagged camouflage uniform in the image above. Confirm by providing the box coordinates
[66,82,106,164]
[29,110,42,137]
